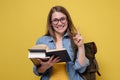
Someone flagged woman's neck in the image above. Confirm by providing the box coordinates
[55,32,63,41]
[55,33,63,49]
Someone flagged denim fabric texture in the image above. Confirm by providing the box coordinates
[33,33,89,80]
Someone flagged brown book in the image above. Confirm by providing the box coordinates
[28,44,71,65]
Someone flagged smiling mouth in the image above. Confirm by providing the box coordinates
[56,26,64,30]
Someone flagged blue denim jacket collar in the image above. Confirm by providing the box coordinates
[48,32,69,42]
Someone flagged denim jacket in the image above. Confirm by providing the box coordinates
[33,33,89,80]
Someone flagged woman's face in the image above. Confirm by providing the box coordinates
[51,12,68,35]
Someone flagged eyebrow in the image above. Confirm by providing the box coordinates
[52,17,66,20]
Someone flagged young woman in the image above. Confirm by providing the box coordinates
[33,5,89,80]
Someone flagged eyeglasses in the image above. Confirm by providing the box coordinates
[51,17,67,25]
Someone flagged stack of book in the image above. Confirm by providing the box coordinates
[28,44,71,65]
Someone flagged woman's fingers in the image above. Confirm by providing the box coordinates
[73,36,82,43]
[73,27,84,47]
[37,56,61,68]
[41,56,60,67]
[52,57,61,63]
[47,56,54,63]
[77,27,80,35]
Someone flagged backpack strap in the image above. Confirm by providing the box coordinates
[88,58,101,76]
[93,59,101,76]
[79,73,87,80]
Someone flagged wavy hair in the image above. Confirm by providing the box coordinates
[45,5,78,58]
[45,5,77,41]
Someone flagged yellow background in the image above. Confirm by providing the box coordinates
[0,0,120,80]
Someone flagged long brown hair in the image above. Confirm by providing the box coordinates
[45,5,77,40]
[45,5,78,56]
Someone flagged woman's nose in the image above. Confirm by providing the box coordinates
[57,20,63,25]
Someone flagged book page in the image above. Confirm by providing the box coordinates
[28,52,46,58]
[29,44,49,50]
[46,48,66,52]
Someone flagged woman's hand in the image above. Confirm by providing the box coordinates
[37,56,61,73]
[73,28,84,47]
[73,28,86,66]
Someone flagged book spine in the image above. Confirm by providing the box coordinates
[29,49,46,52]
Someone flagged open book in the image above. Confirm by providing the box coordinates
[28,44,71,65]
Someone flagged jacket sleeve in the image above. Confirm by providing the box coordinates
[73,57,89,73]
[33,37,44,76]
[33,65,43,76]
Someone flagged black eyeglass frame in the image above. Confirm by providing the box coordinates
[51,17,67,25]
